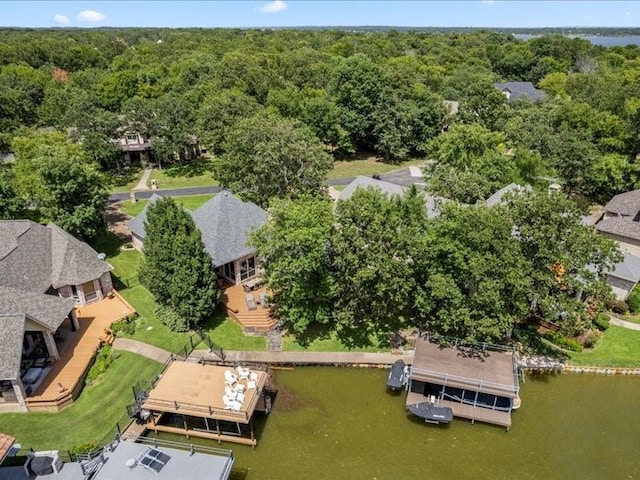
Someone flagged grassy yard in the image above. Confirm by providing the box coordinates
[328,156,425,180]
[567,326,640,367]
[199,315,267,351]
[120,194,213,217]
[149,158,218,190]
[282,333,384,352]
[107,168,144,193]
[0,352,160,451]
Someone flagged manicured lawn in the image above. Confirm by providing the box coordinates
[149,159,218,190]
[199,315,267,351]
[567,326,640,367]
[328,157,425,180]
[120,194,213,217]
[107,168,144,193]
[332,185,346,192]
[0,352,160,451]
[282,333,384,352]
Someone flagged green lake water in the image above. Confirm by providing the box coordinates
[154,367,640,479]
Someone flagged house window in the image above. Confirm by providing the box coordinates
[71,285,80,304]
[126,133,139,145]
[82,280,99,303]
[240,256,256,282]
[219,262,236,282]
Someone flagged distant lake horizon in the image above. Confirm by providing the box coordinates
[515,34,640,47]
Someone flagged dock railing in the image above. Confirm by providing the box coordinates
[409,367,520,397]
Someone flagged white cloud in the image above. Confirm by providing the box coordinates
[76,10,106,22]
[53,14,69,24]
[260,1,287,13]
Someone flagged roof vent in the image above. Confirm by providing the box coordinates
[97,253,107,261]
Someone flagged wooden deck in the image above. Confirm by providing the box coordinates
[220,284,276,333]
[406,391,512,429]
[142,361,268,424]
[25,291,135,411]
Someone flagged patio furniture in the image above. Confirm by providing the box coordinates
[235,383,246,393]
[236,366,250,380]
[136,447,170,473]
[224,370,237,386]
[24,451,62,477]
[259,292,268,307]
[247,380,256,390]
[249,372,259,382]
[246,293,257,311]
[224,386,238,400]
[237,392,245,403]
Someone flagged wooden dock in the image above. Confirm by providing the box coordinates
[220,284,276,333]
[25,292,135,411]
[406,391,512,429]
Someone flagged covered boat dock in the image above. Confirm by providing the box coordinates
[407,334,520,430]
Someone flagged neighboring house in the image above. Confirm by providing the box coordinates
[0,220,113,410]
[596,189,640,257]
[338,176,445,219]
[494,82,544,102]
[484,183,532,207]
[443,100,459,115]
[606,252,640,300]
[128,191,268,286]
[118,131,152,164]
[127,193,165,250]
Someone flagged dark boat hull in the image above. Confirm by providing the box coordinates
[407,402,454,424]
[386,359,407,391]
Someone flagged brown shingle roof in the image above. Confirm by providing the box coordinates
[596,216,640,241]
[0,315,25,380]
[603,189,640,216]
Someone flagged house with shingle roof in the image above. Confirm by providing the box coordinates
[128,191,268,286]
[128,193,165,250]
[494,82,544,102]
[596,189,640,257]
[339,176,446,219]
[0,220,113,410]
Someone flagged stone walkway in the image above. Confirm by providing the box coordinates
[132,168,152,191]
[113,338,173,363]
[609,315,640,331]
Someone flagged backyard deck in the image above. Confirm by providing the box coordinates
[220,284,276,333]
[25,292,135,411]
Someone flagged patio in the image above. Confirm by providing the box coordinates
[220,284,276,333]
[25,292,135,411]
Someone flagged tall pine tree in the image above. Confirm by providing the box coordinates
[140,197,219,330]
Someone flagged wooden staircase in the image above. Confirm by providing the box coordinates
[221,285,276,334]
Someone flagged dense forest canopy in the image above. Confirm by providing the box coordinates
[1,27,640,206]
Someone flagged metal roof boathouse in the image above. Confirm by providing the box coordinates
[408,334,520,430]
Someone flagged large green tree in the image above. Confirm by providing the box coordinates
[251,195,334,336]
[214,113,333,208]
[330,186,427,346]
[140,197,219,330]
[0,167,24,220]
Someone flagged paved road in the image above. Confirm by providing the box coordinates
[108,169,423,203]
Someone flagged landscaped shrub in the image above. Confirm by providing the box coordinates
[593,313,610,331]
[579,329,601,349]
[71,440,98,455]
[156,305,190,332]
[605,298,629,315]
[543,331,584,352]
[627,286,640,313]
[111,315,136,336]
[86,345,114,383]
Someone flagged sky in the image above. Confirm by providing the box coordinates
[1,1,638,29]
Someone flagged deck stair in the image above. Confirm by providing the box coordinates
[221,284,276,333]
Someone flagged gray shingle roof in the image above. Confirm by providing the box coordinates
[191,191,268,267]
[0,220,111,291]
[609,252,640,283]
[596,216,640,241]
[0,286,74,330]
[127,193,164,239]
[339,176,406,201]
[48,223,112,288]
[0,315,25,380]
[485,183,532,206]
[494,82,544,102]
[338,176,446,218]
[603,189,640,216]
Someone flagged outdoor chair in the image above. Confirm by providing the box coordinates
[259,292,268,307]
[246,293,257,311]
[224,386,238,399]
[249,372,259,382]
[247,380,256,390]
[236,366,250,380]
[237,392,246,403]
[235,383,246,393]
[224,370,238,386]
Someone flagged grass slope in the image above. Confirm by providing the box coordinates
[568,326,640,367]
[0,352,160,451]
[328,157,424,179]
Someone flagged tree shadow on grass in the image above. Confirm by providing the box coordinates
[513,325,568,361]
[285,321,336,348]
[92,231,125,258]
[162,158,213,178]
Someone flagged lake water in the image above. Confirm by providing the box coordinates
[514,34,640,47]
[152,367,640,479]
